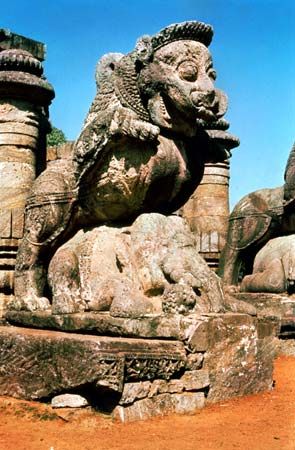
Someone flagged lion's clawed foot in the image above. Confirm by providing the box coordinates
[110,108,160,141]
[10,294,51,312]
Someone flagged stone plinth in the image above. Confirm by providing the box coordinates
[0,30,54,304]
[234,293,295,317]
[0,312,278,421]
[182,161,230,269]
[233,292,295,338]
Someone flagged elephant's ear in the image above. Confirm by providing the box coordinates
[227,214,272,250]
[284,141,295,203]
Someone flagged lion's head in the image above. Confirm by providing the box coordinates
[112,21,229,138]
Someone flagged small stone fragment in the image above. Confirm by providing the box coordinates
[51,394,89,408]
[185,353,204,370]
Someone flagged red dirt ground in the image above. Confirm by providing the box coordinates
[0,355,294,450]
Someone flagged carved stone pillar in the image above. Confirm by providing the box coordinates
[182,161,230,270]
[0,29,54,312]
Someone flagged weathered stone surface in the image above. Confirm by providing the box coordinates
[0,326,185,400]
[172,392,205,414]
[51,394,89,408]
[204,314,277,402]
[0,29,45,60]
[223,294,257,315]
[113,392,205,422]
[157,369,210,394]
[180,369,210,391]
[275,337,295,356]
[119,369,209,404]
[185,352,204,370]
[5,310,206,341]
[182,161,230,269]
[119,381,152,405]
[185,319,210,351]
[0,312,277,420]
[47,142,74,163]
[0,25,279,425]
[148,380,169,397]
[234,292,295,320]
[46,214,225,317]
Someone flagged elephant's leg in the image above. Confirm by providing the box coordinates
[48,247,86,314]
[14,202,73,311]
[13,166,76,311]
[218,244,244,287]
[14,223,51,311]
[240,258,286,293]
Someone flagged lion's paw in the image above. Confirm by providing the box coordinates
[110,109,160,141]
[9,295,51,312]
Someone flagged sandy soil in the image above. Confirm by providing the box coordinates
[0,355,294,450]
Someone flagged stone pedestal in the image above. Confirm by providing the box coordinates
[182,161,230,269]
[1,312,278,421]
[0,30,54,305]
[233,292,295,338]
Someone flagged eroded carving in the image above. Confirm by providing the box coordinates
[46,214,224,316]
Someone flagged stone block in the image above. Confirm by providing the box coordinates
[166,380,183,393]
[180,369,210,391]
[204,314,275,402]
[113,392,205,422]
[257,316,280,338]
[185,319,210,351]
[234,292,294,319]
[5,310,189,340]
[0,326,185,400]
[119,381,151,405]
[172,392,205,414]
[148,379,168,397]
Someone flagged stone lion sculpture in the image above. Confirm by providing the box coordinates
[13,21,238,311]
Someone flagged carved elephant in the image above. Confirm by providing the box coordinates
[219,141,295,287]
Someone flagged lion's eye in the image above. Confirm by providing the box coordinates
[178,62,198,82]
[207,68,217,81]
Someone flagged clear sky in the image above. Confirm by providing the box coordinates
[2,0,295,208]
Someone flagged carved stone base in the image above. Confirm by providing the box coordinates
[233,292,295,337]
[234,293,295,316]
[0,312,278,421]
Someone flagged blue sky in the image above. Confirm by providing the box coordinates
[2,0,295,208]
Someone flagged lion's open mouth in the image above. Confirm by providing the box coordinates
[194,105,216,122]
